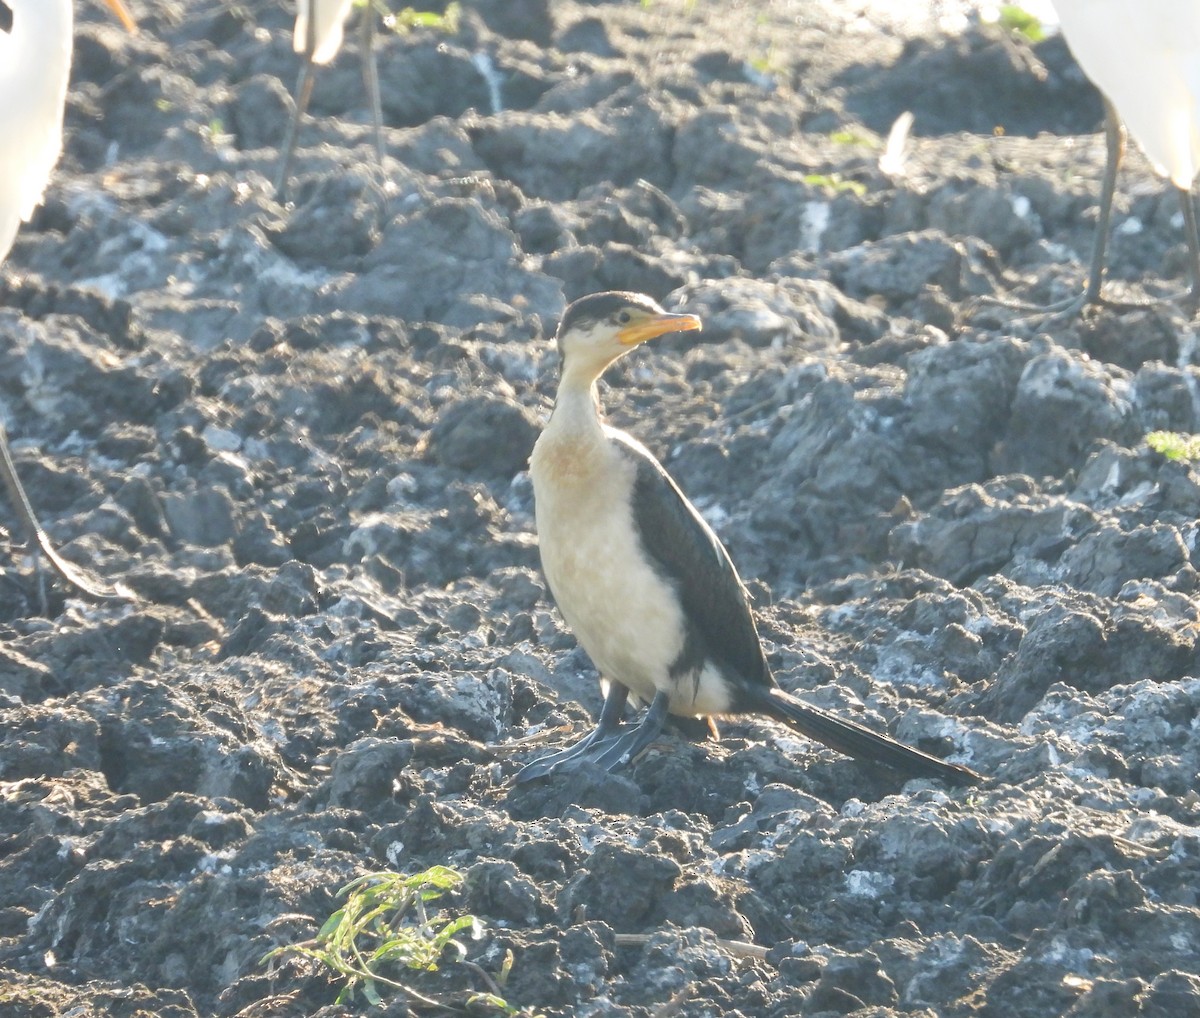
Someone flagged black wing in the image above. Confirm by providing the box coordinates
[615,431,771,692]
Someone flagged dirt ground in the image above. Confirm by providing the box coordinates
[2,0,1199,1015]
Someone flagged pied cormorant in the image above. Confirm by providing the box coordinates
[518,291,981,787]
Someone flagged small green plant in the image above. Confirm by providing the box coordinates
[382,2,461,34]
[802,172,867,197]
[1146,430,1200,462]
[997,5,1045,43]
[829,128,878,148]
[263,866,522,1011]
[641,0,701,13]
[203,118,231,145]
[748,46,783,78]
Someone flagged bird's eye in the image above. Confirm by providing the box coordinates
[616,310,632,324]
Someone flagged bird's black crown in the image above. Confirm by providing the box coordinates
[555,291,665,344]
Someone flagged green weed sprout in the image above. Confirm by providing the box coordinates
[829,128,878,148]
[1146,431,1200,462]
[384,2,462,34]
[263,866,519,1011]
[803,172,868,197]
[998,5,1045,43]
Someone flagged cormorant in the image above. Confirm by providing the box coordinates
[518,291,981,786]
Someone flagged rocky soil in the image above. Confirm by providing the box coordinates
[2,0,1199,1015]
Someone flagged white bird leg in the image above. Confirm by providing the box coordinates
[0,0,136,607]
[980,0,1200,325]
[360,5,385,169]
[0,416,126,604]
[275,2,384,201]
[273,11,319,202]
[1080,99,1125,306]
[1176,183,1200,304]
[976,101,1196,324]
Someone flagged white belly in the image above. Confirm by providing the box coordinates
[1055,0,1200,188]
[531,425,732,717]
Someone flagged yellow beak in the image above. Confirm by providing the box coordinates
[104,0,139,33]
[617,312,703,346]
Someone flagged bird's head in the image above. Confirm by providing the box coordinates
[554,291,702,385]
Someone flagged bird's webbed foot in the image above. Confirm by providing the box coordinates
[971,287,1182,331]
[515,690,670,782]
[513,721,631,782]
[580,694,670,771]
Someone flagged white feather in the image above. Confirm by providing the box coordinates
[294,0,356,65]
[0,0,73,261]
[1054,0,1200,189]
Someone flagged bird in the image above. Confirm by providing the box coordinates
[1,0,137,260]
[274,0,385,200]
[1022,1,1200,318]
[0,0,137,603]
[517,291,982,787]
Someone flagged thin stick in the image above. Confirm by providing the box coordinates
[614,932,771,962]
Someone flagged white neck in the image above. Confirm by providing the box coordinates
[547,359,610,441]
[531,362,613,488]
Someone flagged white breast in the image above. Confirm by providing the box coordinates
[530,419,732,717]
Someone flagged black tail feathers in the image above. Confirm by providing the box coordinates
[755,687,982,786]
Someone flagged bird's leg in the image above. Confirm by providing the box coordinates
[274,53,317,201]
[1177,184,1200,307]
[1081,107,1200,312]
[0,418,126,605]
[359,3,385,170]
[585,690,672,772]
[1080,99,1124,306]
[970,100,1169,323]
[514,683,632,782]
[594,681,631,731]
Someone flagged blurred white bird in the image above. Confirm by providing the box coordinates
[0,0,137,604]
[1051,0,1200,313]
[275,0,385,199]
[297,0,355,64]
[1,0,137,261]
